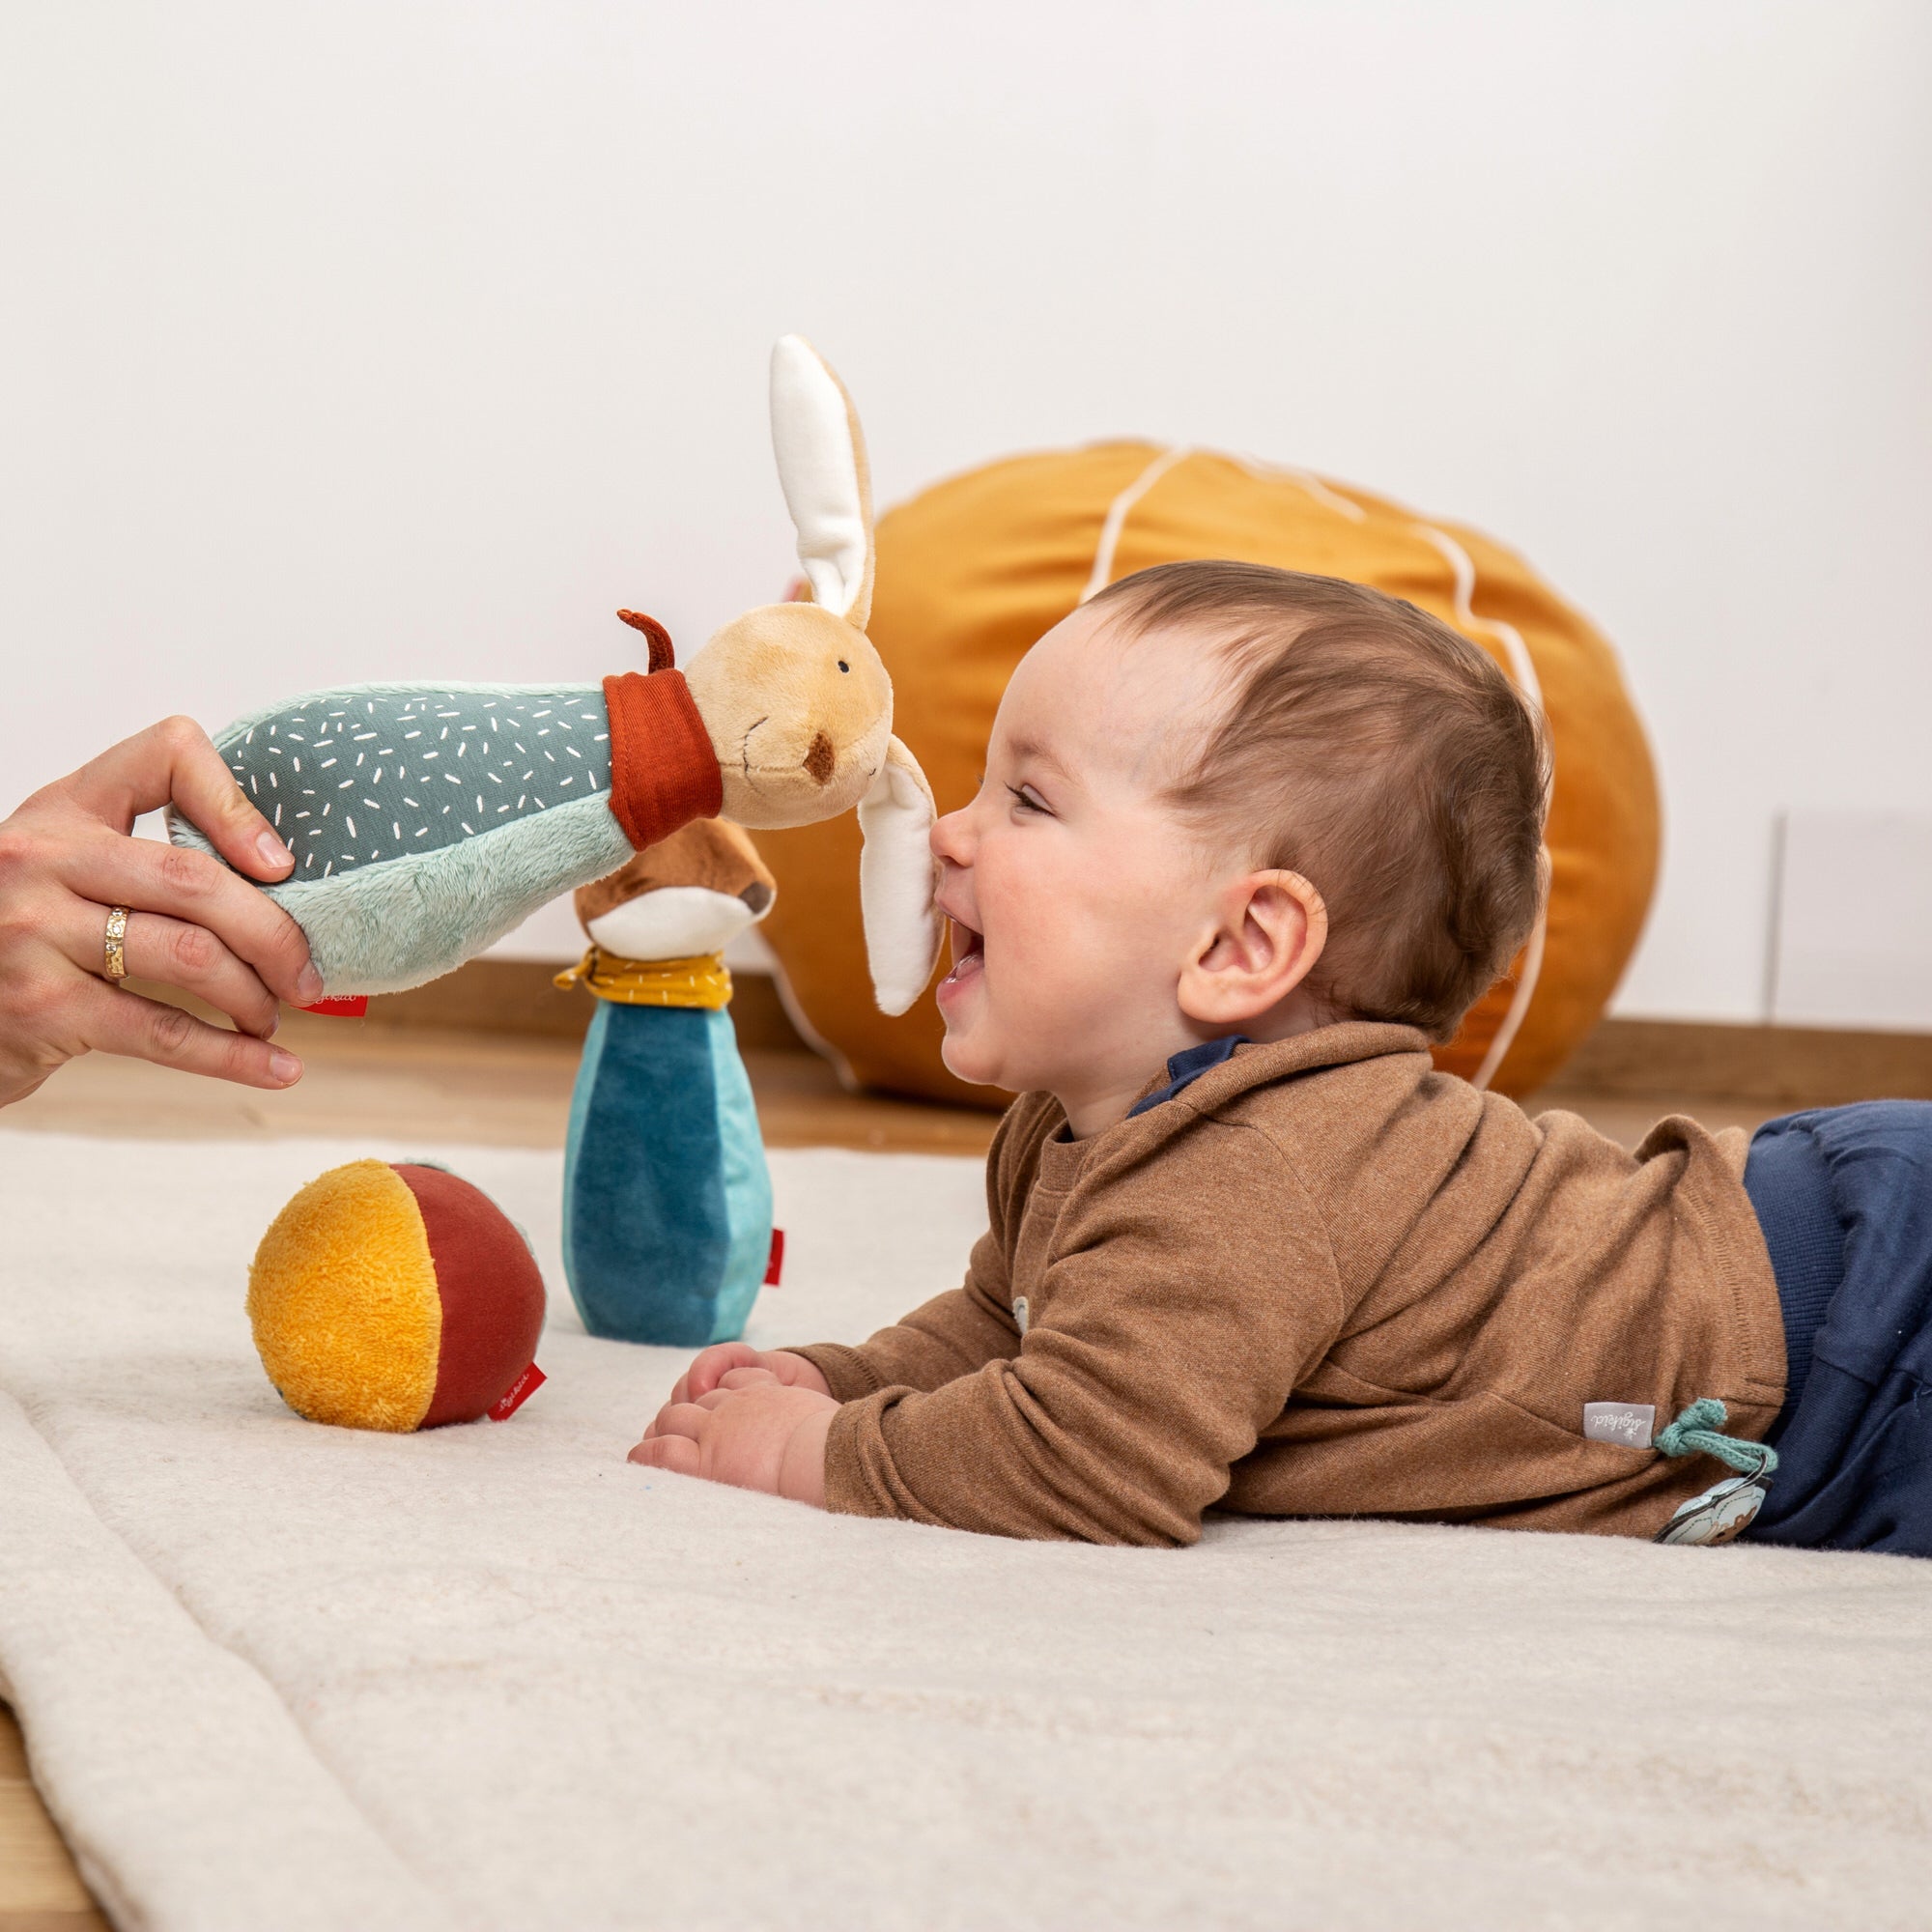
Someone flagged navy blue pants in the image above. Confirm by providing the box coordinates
[1740,1101,1932,1555]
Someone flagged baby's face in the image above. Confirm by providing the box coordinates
[931,605,1235,1122]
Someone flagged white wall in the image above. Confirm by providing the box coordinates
[3,0,1927,1020]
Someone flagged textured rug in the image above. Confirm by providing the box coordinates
[2,1128,1930,1931]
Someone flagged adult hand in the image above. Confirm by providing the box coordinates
[0,716,324,1108]
[629,1373,838,1506]
[669,1343,833,1407]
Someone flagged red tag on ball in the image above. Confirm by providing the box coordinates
[764,1230,785,1287]
[298,996,369,1017]
[488,1362,546,1421]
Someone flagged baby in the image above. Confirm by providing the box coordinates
[630,561,1932,1555]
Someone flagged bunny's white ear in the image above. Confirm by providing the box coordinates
[770,334,876,632]
[858,735,943,1016]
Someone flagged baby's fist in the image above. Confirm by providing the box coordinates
[628,1381,837,1506]
[671,1342,831,1406]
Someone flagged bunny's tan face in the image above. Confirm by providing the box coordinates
[684,602,894,830]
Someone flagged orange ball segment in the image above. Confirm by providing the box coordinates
[248,1160,546,1432]
[755,443,1660,1101]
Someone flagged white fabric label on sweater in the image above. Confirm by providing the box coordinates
[1583,1402,1657,1449]
[1012,1295,1030,1336]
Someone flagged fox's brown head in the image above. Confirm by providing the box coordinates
[574,819,776,962]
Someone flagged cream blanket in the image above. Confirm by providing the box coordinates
[1,1130,1927,1930]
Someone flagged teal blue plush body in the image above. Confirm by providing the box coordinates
[561,1001,774,1347]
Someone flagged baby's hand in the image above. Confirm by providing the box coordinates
[670,1342,831,1406]
[628,1375,838,1507]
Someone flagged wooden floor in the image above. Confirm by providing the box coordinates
[0,1018,1787,1928]
[2,1011,1004,1156]
[0,1706,107,1931]
[1,1010,1784,1156]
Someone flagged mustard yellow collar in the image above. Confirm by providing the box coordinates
[554,948,733,1011]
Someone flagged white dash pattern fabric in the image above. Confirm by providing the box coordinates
[166,681,637,996]
[218,687,614,882]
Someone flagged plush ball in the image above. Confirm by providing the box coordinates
[248,1160,546,1432]
[756,442,1660,1101]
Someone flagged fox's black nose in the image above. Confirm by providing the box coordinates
[740,882,774,915]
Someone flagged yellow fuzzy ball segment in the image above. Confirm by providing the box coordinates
[247,1159,443,1432]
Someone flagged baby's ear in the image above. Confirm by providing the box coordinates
[769,335,875,632]
[857,736,942,1015]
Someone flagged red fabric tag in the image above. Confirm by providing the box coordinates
[764,1229,785,1287]
[487,1362,546,1421]
[297,996,369,1017]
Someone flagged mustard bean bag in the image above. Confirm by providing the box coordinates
[756,443,1659,1103]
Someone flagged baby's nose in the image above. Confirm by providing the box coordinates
[929,805,971,867]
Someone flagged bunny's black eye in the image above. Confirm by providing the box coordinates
[837,660,850,673]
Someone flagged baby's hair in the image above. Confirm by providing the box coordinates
[1087,560,1550,1041]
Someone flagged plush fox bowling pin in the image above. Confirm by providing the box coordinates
[556,821,779,1347]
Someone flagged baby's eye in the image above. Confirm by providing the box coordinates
[1007,783,1049,814]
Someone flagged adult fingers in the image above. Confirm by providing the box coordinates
[628,1435,702,1475]
[66,717,297,882]
[67,980,302,1090]
[54,827,321,1007]
[53,901,281,1039]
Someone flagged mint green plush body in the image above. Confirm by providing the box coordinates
[167,681,632,995]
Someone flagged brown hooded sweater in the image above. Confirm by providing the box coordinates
[789,1024,1786,1547]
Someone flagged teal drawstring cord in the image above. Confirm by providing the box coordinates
[1653,1397,1778,1479]
[1650,1399,1778,1545]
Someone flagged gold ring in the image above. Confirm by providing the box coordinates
[102,905,130,983]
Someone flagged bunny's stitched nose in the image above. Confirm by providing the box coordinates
[803,731,837,786]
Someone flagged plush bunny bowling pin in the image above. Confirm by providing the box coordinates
[168,337,943,1015]
[555,821,779,1346]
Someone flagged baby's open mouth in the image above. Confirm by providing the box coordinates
[940,917,984,989]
